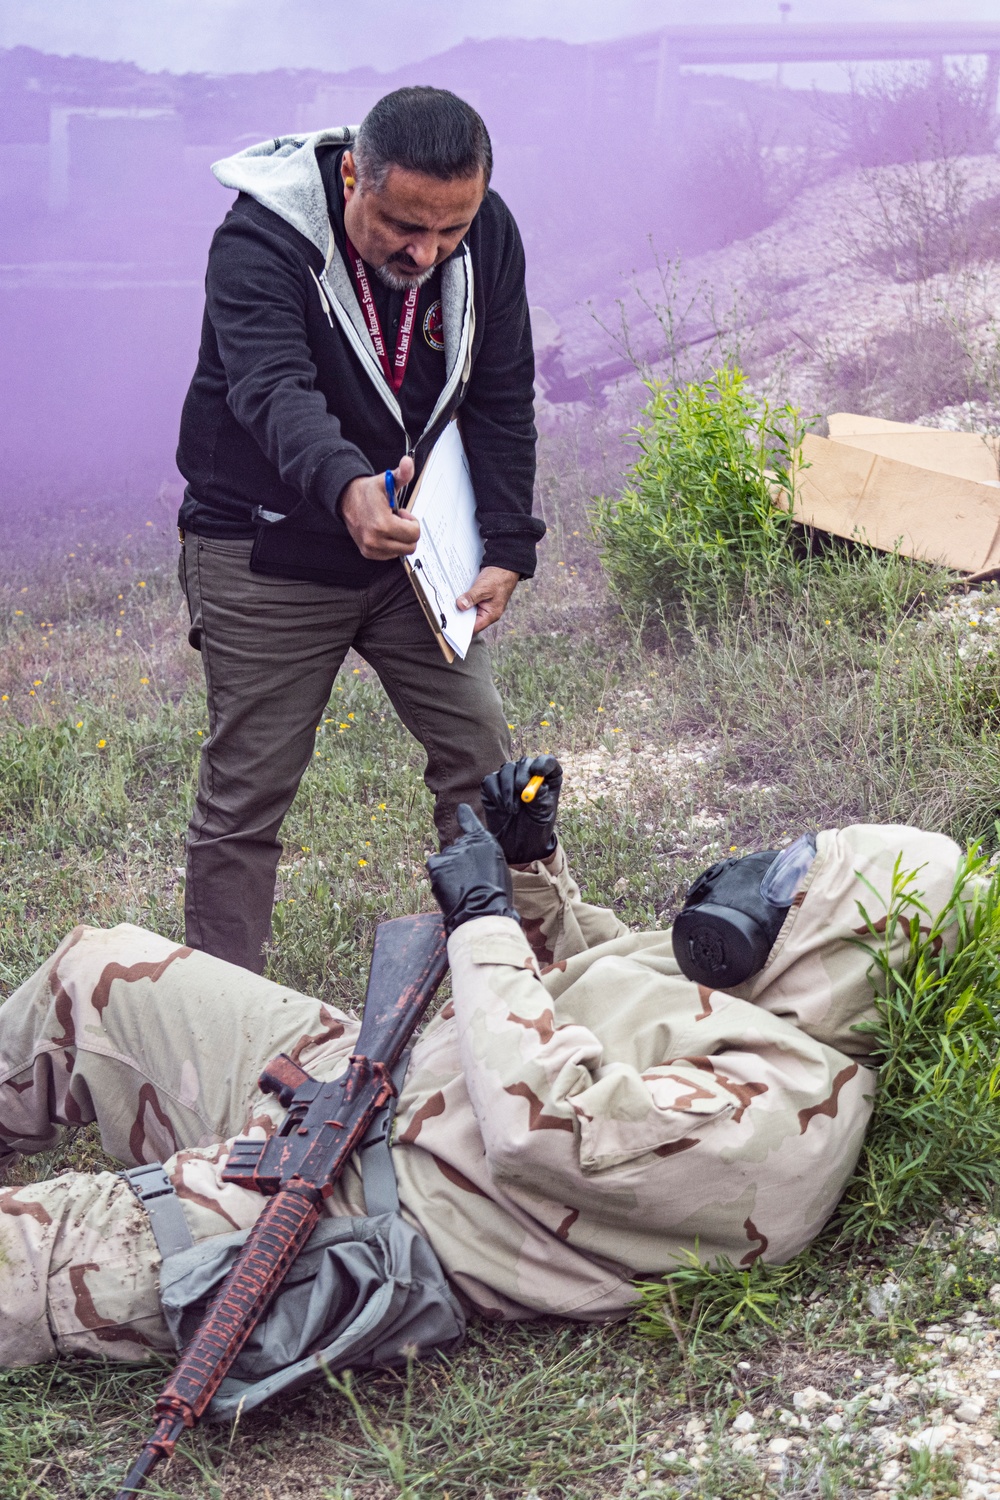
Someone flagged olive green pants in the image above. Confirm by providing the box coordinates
[179,536,511,972]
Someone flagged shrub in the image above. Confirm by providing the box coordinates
[593,366,806,626]
[836,61,997,168]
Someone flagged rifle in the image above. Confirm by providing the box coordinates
[115,912,448,1498]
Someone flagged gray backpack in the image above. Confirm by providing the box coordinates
[124,1057,465,1421]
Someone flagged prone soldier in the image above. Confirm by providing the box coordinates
[0,757,966,1368]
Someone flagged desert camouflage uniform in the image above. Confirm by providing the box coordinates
[0,823,963,1366]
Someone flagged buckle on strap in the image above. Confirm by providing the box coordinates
[120,1162,194,1261]
[355,1050,410,1218]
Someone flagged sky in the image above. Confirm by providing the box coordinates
[4,0,1000,75]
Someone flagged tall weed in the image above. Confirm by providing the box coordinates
[837,846,1000,1242]
[593,366,806,625]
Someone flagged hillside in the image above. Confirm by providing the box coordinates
[540,149,1000,437]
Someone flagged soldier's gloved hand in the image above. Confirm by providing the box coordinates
[481,754,563,865]
[427,804,520,936]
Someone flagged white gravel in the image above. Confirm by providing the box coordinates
[557,740,717,810]
[924,587,1000,660]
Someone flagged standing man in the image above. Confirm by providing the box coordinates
[176,87,543,973]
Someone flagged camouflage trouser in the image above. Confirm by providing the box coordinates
[0,923,363,1366]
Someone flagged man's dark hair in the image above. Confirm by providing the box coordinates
[355,87,492,193]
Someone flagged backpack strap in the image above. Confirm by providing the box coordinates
[120,1162,194,1259]
[356,1050,409,1218]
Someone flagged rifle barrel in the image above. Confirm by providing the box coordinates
[115,1415,185,1498]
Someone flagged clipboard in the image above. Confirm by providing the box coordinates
[402,422,483,663]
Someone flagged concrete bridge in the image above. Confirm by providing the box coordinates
[598,22,1000,140]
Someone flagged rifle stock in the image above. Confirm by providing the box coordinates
[115,912,448,1497]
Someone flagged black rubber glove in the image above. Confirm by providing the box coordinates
[427,804,520,937]
[480,754,563,865]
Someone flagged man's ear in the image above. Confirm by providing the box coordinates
[342,150,357,198]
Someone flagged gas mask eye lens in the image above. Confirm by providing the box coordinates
[759,833,818,906]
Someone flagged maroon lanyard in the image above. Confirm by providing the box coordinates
[345,236,419,394]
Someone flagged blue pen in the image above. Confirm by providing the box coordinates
[384,469,397,512]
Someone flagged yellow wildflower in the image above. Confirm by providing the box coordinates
[358,858,367,867]
[97,739,106,748]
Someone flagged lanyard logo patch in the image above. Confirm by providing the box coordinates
[423,299,445,352]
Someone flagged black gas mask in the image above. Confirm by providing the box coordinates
[672,833,817,989]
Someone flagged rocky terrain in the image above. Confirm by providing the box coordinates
[537,150,1000,447]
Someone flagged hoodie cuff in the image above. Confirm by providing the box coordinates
[479,512,545,579]
[312,449,374,525]
[481,533,542,578]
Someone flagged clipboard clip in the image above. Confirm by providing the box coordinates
[413,559,447,628]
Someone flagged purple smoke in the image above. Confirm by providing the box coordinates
[1,16,998,513]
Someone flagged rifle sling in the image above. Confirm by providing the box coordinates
[355,1049,409,1217]
[122,1051,409,1259]
[120,1162,195,1260]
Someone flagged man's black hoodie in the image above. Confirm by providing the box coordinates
[177,127,543,588]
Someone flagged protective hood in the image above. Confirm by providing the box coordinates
[740,824,965,1057]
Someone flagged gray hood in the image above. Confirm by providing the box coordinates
[212,127,355,256]
[211,128,475,440]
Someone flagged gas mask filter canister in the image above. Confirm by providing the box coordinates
[671,833,818,989]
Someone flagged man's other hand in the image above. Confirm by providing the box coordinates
[481,754,563,865]
[457,566,519,634]
[339,456,420,560]
[426,804,519,936]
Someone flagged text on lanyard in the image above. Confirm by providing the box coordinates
[345,236,419,394]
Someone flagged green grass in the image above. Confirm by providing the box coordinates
[5,435,1000,1495]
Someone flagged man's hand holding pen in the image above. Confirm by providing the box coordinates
[339,455,420,560]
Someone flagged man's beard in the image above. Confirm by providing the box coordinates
[373,258,436,292]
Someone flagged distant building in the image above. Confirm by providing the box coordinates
[48,107,184,215]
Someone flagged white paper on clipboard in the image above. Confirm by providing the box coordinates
[405,422,483,660]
